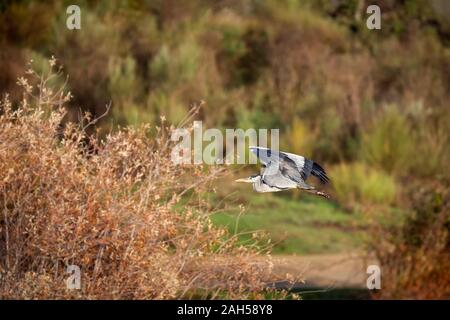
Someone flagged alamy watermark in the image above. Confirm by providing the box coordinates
[366,265,381,290]
[366,5,381,30]
[66,264,81,290]
[66,4,380,31]
[66,5,81,30]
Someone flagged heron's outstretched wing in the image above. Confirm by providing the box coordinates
[309,161,330,184]
[251,147,305,186]
[250,146,329,184]
[261,163,298,189]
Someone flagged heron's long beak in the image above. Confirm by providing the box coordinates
[235,177,252,183]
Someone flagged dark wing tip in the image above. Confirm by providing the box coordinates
[311,162,330,184]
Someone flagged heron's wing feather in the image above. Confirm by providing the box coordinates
[279,152,330,184]
[261,164,297,189]
[250,147,306,171]
[250,146,330,184]
[278,155,305,183]
[310,162,330,184]
[251,146,307,184]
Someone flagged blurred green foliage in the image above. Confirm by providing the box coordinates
[1,0,449,257]
[360,107,414,175]
[331,162,397,209]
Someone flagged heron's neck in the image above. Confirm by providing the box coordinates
[252,176,264,192]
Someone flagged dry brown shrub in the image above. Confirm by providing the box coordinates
[370,180,450,299]
[0,59,277,299]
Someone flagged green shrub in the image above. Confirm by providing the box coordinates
[284,117,315,157]
[108,55,139,104]
[360,107,414,175]
[149,40,200,87]
[149,45,171,83]
[331,162,397,209]
[359,103,449,180]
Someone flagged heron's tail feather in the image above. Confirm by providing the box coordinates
[311,162,330,184]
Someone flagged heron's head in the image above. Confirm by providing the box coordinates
[235,175,260,183]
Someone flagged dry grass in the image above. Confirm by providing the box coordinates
[0,59,278,299]
[369,180,450,299]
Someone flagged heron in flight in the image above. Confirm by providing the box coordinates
[236,147,331,199]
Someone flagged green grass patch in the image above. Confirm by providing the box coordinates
[211,192,371,255]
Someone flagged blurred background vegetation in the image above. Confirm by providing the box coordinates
[1,0,449,298]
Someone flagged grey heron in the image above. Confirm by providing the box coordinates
[235,146,331,199]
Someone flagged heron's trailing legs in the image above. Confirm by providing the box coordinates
[304,188,331,199]
[296,182,331,199]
